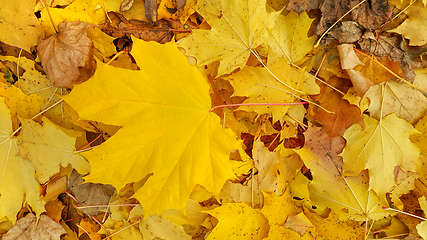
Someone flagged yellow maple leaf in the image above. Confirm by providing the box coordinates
[0,82,46,131]
[296,124,391,221]
[260,189,302,226]
[341,114,420,202]
[178,0,281,76]
[364,81,427,124]
[267,11,315,65]
[17,117,90,183]
[389,0,427,46]
[0,97,43,223]
[226,52,319,121]
[62,37,239,216]
[0,0,45,52]
[205,203,269,239]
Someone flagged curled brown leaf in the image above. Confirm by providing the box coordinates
[37,21,94,88]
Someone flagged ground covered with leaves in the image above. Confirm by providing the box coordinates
[1,0,427,239]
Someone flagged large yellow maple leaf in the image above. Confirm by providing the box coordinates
[62,37,239,216]
[0,98,43,222]
[178,0,281,76]
[341,114,420,202]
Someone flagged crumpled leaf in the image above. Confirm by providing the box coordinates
[17,117,90,183]
[2,214,66,240]
[315,0,389,36]
[253,139,302,194]
[37,21,94,88]
[62,37,239,216]
[68,170,115,216]
[417,196,427,239]
[296,124,391,220]
[178,0,281,76]
[364,81,427,124]
[341,114,420,202]
[205,203,269,240]
[0,97,43,223]
[285,0,320,13]
[0,0,45,52]
[260,189,302,226]
[389,0,427,46]
[226,52,319,121]
[267,11,316,64]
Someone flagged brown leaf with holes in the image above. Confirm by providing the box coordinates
[37,21,94,88]
[312,76,364,138]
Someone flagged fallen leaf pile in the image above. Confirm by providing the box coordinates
[1,0,427,239]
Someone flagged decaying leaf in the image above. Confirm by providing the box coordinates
[102,12,173,44]
[285,0,320,13]
[145,0,158,22]
[37,21,94,88]
[68,170,115,216]
[329,21,363,43]
[2,214,66,240]
[296,124,391,220]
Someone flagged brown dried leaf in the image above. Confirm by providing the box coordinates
[145,0,158,22]
[37,21,94,88]
[312,76,364,138]
[120,0,135,11]
[285,0,320,14]
[102,12,173,44]
[3,214,66,240]
[68,170,115,216]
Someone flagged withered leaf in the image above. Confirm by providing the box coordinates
[68,170,115,216]
[285,0,320,14]
[37,21,94,88]
[102,12,173,44]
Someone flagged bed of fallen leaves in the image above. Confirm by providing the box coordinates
[1,0,427,239]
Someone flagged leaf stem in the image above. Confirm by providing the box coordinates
[209,102,308,112]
